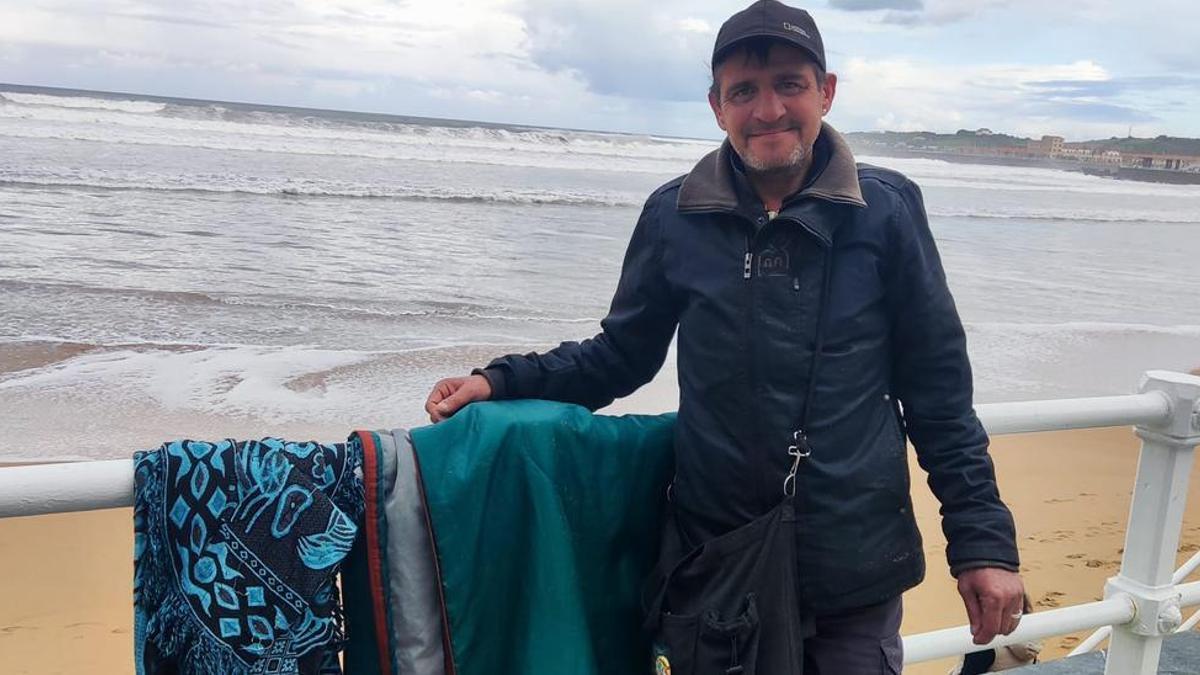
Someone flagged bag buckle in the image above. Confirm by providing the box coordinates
[782,430,810,497]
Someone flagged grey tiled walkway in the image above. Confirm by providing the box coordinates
[1002,631,1200,674]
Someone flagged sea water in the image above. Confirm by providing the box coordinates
[2,85,1198,460]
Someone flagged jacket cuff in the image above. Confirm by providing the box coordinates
[950,559,1021,578]
[471,367,507,400]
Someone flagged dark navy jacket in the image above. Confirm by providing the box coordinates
[481,124,1018,612]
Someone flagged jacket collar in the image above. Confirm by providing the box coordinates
[677,123,867,239]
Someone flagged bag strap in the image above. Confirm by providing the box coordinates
[642,526,707,631]
[784,242,834,498]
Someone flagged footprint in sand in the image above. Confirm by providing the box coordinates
[1044,498,1073,504]
[1037,591,1067,608]
[1067,553,1085,559]
[1086,560,1105,568]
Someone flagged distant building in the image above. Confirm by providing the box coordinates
[1099,150,1122,164]
[1023,135,1064,157]
[1123,152,1200,170]
[1041,135,1065,157]
[975,128,994,136]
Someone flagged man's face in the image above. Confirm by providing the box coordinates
[708,44,837,175]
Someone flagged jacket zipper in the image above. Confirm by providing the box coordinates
[739,234,748,278]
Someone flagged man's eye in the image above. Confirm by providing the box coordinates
[729,87,754,102]
[779,81,804,93]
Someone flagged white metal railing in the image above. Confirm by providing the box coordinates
[903,371,1200,673]
[1,370,1199,674]
[1067,550,1200,656]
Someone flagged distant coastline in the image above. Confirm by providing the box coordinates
[848,145,1200,186]
[848,130,1200,186]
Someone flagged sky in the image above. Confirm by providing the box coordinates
[1,0,1198,141]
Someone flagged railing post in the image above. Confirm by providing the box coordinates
[1104,371,1200,674]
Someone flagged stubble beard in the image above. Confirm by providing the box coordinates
[742,140,809,176]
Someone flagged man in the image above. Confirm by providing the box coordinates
[425,1,1024,671]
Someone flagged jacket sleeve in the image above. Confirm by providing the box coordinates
[885,179,1020,571]
[477,193,680,411]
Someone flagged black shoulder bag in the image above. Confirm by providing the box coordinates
[642,247,834,675]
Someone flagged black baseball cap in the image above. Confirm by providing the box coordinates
[712,0,826,72]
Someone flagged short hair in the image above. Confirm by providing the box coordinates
[709,37,827,100]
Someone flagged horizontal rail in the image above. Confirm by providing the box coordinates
[0,388,1177,518]
[903,595,1136,664]
[975,391,1170,435]
[0,459,134,518]
[0,392,1173,520]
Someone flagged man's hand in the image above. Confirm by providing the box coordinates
[957,567,1025,645]
[425,374,492,423]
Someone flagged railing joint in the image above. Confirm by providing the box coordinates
[1104,579,1181,637]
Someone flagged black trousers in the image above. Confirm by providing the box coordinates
[803,596,904,674]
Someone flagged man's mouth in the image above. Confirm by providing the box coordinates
[749,128,796,139]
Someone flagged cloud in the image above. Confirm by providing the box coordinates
[0,0,1197,139]
[519,0,717,102]
[866,0,1099,27]
[1027,76,1200,98]
[830,56,1173,139]
[1029,101,1157,124]
[829,0,923,11]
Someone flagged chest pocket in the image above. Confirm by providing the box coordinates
[757,233,792,278]
[757,230,821,339]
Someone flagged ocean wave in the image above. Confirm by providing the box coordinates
[0,91,166,114]
[0,174,641,207]
[0,125,707,174]
[0,280,602,325]
[7,171,1195,223]
[858,154,1200,198]
[927,208,1200,225]
[964,321,1200,338]
[0,89,715,173]
[0,339,541,398]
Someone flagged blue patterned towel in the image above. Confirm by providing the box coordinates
[134,438,364,674]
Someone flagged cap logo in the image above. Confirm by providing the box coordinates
[781,21,810,38]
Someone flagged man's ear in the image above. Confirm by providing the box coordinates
[821,72,838,116]
[708,90,727,131]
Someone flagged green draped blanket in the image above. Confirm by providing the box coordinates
[344,400,675,675]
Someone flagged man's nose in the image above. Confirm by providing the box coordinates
[753,89,786,123]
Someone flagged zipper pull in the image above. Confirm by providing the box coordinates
[743,251,752,279]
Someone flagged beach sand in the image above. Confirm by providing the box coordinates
[4,424,1200,674]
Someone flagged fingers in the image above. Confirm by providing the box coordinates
[438,386,472,418]
[960,583,983,638]
[425,375,491,423]
[425,380,458,423]
[958,568,1026,645]
[1001,596,1025,636]
[974,593,1004,645]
